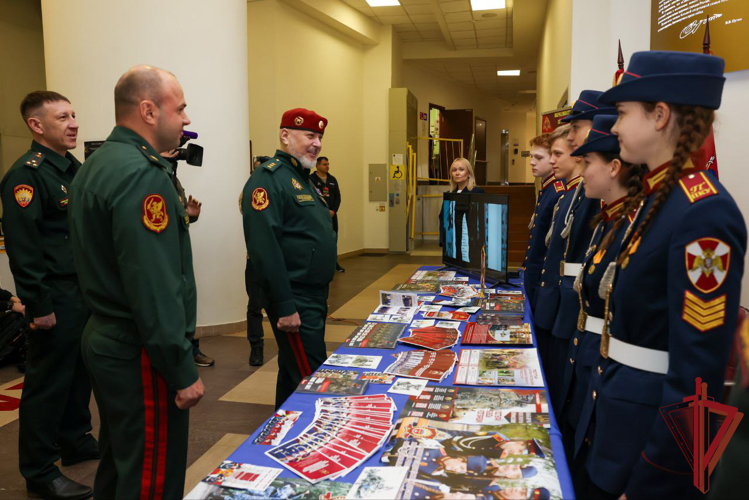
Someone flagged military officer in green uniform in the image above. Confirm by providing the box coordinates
[242,108,336,408]
[69,65,204,500]
[1,91,96,500]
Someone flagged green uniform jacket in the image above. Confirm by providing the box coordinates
[241,150,336,316]
[69,126,198,390]
[0,141,80,318]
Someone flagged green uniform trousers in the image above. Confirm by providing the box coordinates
[19,278,94,483]
[267,286,328,409]
[82,318,189,500]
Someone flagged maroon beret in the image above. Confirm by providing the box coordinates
[280,108,328,135]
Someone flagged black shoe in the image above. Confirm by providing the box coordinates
[336,263,345,273]
[61,445,100,467]
[194,351,215,367]
[27,475,92,500]
[249,345,264,366]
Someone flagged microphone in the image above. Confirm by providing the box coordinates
[182,130,198,140]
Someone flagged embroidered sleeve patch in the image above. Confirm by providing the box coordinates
[251,188,269,211]
[13,185,34,208]
[679,172,718,203]
[142,194,169,233]
[686,237,730,293]
[683,290,726,332]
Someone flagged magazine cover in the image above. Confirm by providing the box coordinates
[323,354,382,370]
[454,349,544,387]
[391,282,440,293]
[461,323,533,346]
[380,418,563,499]
[186,478,352,499]
[343,323,405,349]
[345,467,408,499]
[383,350,457,382]
[475,313,525,326]
[201,461,281,491]
[408,270,456,281]
[399,386,550,428]
[252,410,303,446]
[295,376,369,396]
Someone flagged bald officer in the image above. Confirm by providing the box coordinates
[69,66,203,499]
[242,108,336,408]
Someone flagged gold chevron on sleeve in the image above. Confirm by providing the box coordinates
[682,291,726,332]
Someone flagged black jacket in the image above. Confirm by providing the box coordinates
[438,186,485,247]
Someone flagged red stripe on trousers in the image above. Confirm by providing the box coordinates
[140,350,168,500]
[155,369,168,499]
[140,350,156,500]
[288,331,312,377]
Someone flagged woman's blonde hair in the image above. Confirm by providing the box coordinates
[449,157,476,191]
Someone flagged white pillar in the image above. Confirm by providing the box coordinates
[41,0,250,330]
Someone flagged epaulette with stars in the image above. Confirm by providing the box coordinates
[136,144,167,167]
[23,151,44,169]
[262,159,280,173]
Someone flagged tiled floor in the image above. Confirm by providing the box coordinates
[0,251,441,498]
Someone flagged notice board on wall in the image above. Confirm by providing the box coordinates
[540,108,571,134]
[651,0,749,73]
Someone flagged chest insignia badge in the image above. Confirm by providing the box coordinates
[292,178,303,191]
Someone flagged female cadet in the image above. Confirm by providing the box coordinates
[557,114,647,492]
[583,51,746,499]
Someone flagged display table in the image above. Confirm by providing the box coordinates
[186,266,574,499]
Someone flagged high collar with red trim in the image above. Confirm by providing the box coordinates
[541,174,556,191]
[643,159,698,195]
[601,196,627,222]
[565,175,582,191]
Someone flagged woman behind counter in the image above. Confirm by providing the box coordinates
[439,158,484,256]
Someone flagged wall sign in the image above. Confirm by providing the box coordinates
[651,0,749,73]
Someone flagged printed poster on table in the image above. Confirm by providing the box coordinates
[454,349,544,387]
[399,386,550,428]
[380,417,563,499]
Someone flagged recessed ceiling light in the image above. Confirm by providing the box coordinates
[497,70,521,76]
[471,0,506,11]
[366,0,401,7]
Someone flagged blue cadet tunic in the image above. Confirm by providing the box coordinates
[560,198,633,453]
[547,183,600,413]
[586,162,747,497]
[522,174,565,313]
[533,176,580,370]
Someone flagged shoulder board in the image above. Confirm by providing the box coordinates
[136,144,166,167]
[678,171,719,204]
[553,181,565,193]
[23,151,45,169]
[262,161,279,172]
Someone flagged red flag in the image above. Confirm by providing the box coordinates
[691,129,718,178]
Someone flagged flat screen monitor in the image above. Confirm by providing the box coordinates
[441,193,509,283]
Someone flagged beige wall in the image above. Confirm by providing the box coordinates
[248,0,367,255]
[536,0,572,132]
[0,0,46,183]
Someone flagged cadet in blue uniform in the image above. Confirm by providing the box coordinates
[521,134,565,313]
[584,51,747,499]
[558,115,647,494]
[242,109,337,408]
[545,92,615,414]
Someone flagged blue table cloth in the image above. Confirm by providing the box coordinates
[226,266,575,499]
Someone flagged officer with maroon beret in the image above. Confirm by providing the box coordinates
[241,108,337,407]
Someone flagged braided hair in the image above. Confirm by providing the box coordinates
[589,152,647,254]
[617,104,714,264]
